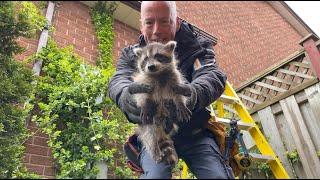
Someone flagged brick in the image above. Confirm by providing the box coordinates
[25,164,44,175]
[76,19,89,29]
[33,136,49,147]
[53,36,66,45]
[23,154,31,163]
[25,144,49,156]
[44,166,55,176]
[84,46,98,55]
[23,136,33,145]
[75,39,92,50]
[30,155,54,166]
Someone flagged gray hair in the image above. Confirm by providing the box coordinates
[141,1,177,22]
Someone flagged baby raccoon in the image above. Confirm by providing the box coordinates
[129,41,192,165]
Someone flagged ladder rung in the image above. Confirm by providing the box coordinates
[218,95,240,105]
[249,153,274,162]
[215,117,254,131]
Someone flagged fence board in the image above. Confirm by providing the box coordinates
[299,102,320,153]
[304,82,320,126]
[257,107,294,178]
[280,96,320,178]
[275,113,306,178]
[302,83,320,152]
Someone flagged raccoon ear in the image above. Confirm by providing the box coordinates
[164,41,177,53]
[133,48,143,57]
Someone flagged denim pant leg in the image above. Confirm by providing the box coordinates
[177,131,235,179]
[138,146,174,179]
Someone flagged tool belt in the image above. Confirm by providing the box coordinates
[205,116,241,177]
[123,134,144,174]
[124,116,242,177]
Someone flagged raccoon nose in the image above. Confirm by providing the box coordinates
[148,65,156,72]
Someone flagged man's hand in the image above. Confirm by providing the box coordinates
[171,83,197,111]
[120,83,154,123]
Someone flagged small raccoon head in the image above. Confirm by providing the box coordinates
[134,41,177,74]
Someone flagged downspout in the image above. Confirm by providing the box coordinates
[32,1,55,76]
[25,1,55,129]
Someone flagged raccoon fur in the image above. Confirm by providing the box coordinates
[130,41,192,165]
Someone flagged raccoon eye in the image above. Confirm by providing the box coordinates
[154,53,171,63]
[141,56,148,69]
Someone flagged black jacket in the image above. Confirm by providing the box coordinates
[107,21,227,139]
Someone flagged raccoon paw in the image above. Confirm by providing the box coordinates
[157,139,178,165]
[171,84,192,96]
[176,103,192,122]
[128,82,154,94]
[140,99,157,125]
[161,146,178,165]
[154,154,163,164]
[164,99,177,125]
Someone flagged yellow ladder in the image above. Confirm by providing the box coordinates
[181,81,290,179]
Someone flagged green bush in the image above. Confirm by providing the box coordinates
[0,1,45,178]
[30,38,137,178]
[31,39,111,178]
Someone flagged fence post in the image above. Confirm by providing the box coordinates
[299,33,320,80]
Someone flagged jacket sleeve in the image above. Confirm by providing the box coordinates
[191,40,227,111]
[107,46,136,108]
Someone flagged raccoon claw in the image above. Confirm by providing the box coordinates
[140,99,157,125]
[159,139,174,150]
[161,147,178,165]
[158,139,178,165]
[164,99,177,122]
[176,105,192,122]
[140,110,153,125]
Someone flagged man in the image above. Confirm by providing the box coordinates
[108,1,234,179]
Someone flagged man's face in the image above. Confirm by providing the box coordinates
[140,1,178,44]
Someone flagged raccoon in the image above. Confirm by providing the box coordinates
[130,41,192,165]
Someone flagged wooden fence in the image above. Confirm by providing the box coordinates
[225,34,320,178]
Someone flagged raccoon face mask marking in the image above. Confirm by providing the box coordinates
[154,53,171,63]
[134,41,177,75]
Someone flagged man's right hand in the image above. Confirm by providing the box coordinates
[120,83,154,124]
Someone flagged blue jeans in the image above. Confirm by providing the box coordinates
[138,130,235,179]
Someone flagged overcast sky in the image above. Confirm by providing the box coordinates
[285,1,320,37]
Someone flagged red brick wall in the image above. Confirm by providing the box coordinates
[16,1,139,178]
[176,1,303,88]
[23,121,55,178]
[113,20,140,64]
[52,2,140,66]
[15,37,39,63]
[52,1,99,65]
